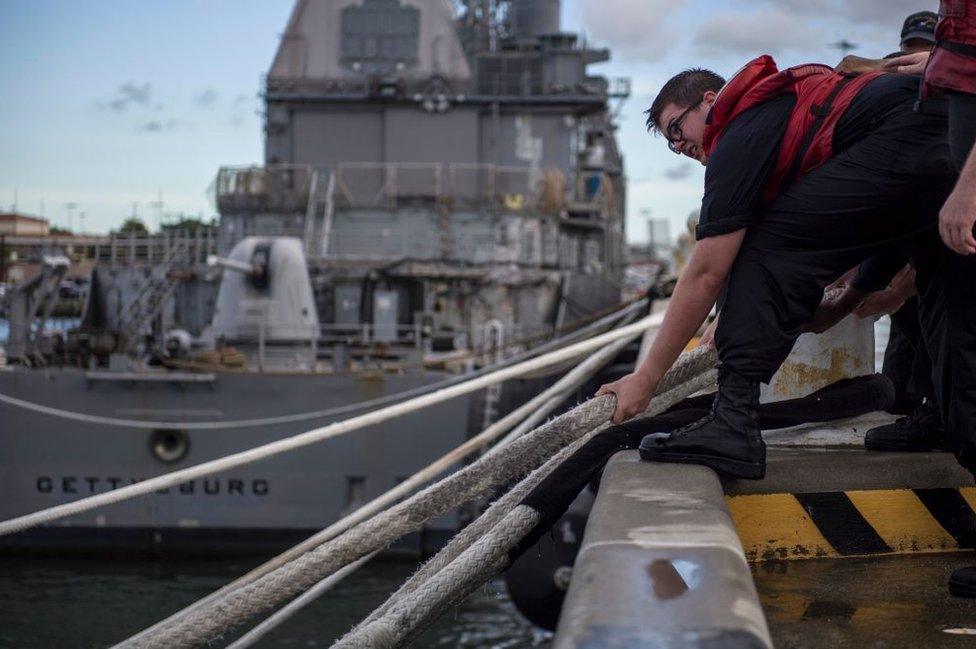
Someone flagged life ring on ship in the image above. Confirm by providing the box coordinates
[149,429,190,464]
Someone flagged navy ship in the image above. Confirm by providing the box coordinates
[0,0,632,555]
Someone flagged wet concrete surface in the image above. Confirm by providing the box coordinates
[754,553,976,647]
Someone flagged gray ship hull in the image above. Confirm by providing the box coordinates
[0,367,472,556]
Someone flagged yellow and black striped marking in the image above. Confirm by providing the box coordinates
[727,487,976,562]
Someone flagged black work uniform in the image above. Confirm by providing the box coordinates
[936,91,976,473]
[701,75,956,388]
[851,242,933,411]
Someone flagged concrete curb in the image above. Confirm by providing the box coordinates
[554,451,772,649]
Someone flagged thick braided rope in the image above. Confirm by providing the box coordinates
[131,397,609,648]
[121,333,642,649]
[346,370,720,647]
[334,506,542,649]
[348,366,719,637]
[350,430,596,637]
[130,346,717,649]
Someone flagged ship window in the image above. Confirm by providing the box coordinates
[341,0,419,74]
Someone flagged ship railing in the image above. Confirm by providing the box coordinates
[607,76,632,99]
[215,165,315,213]
[333,162,562,214]
[214,320,557,371]
[96,229,218,267]
[216,322,425,372]
[262,73,631,101]
[447,164,540,211]
[334,163,442,209]
[218,162,603,218]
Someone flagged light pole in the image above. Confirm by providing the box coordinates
[149,188,164,233]
[65,202,78,233]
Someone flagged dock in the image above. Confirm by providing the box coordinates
[554,415,976,648]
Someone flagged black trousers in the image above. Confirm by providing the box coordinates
[715,95,957,383]
[936,92,976,473]
[884,299,923,412]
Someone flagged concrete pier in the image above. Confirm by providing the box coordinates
[554,452,772,648]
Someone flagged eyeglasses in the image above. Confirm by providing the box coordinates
[666,98,704,154]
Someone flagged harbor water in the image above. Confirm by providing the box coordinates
[0,556,550,648]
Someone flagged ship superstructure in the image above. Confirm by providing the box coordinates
[0,0,633,555]
[215,0,630,366]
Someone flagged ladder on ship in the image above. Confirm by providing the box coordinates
[116,238,189,352]
[302,169,335,261]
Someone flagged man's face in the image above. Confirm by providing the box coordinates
[901,38,934,54]
[657,90,717,165]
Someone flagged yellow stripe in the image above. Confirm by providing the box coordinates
[846,489,957,553]
[726,493,838,561]
[958,487,976,514]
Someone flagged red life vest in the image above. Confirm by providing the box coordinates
[923,0,976,97]
[702,55,882,202]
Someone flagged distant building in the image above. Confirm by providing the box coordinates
[0,213,50,236]
[0,213,108,284]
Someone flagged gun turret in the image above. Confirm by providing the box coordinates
[207,242,271,289]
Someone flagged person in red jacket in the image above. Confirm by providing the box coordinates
[596,57,956,480]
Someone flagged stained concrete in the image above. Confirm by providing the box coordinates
[755,553,976,648]
[724,448,974,496]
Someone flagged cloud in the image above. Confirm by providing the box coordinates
[663,163,693,181]
[194,88,218,108]
[120,83,152,105]
[138,118,178,133]
[580,0,689,62]
[105,82,153,112]
[695,9,826,57]
[233,93,255,107]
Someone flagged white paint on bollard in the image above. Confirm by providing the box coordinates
[761,314,875,403]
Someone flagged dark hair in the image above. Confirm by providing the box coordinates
[645,68,726,134]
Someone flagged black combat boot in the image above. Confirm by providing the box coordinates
[863,400,949,452]
[638,367,766,479]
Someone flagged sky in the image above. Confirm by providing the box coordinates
[0,0,937,241]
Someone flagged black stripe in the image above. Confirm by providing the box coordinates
[914,488,976,549]
[782,74,855,188]
[795,492,891,556]
[941,40,976,58]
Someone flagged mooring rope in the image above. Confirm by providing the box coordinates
[335,506,543,649]
[0,311,666,539]
[225,550,380,649]
[118,327,646,649]
[120,346,716,648]
[0,300,648,430]
[225,331,647,649]
[339,370,719,647]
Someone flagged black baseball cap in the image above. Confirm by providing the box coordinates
[901,11,938,44]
